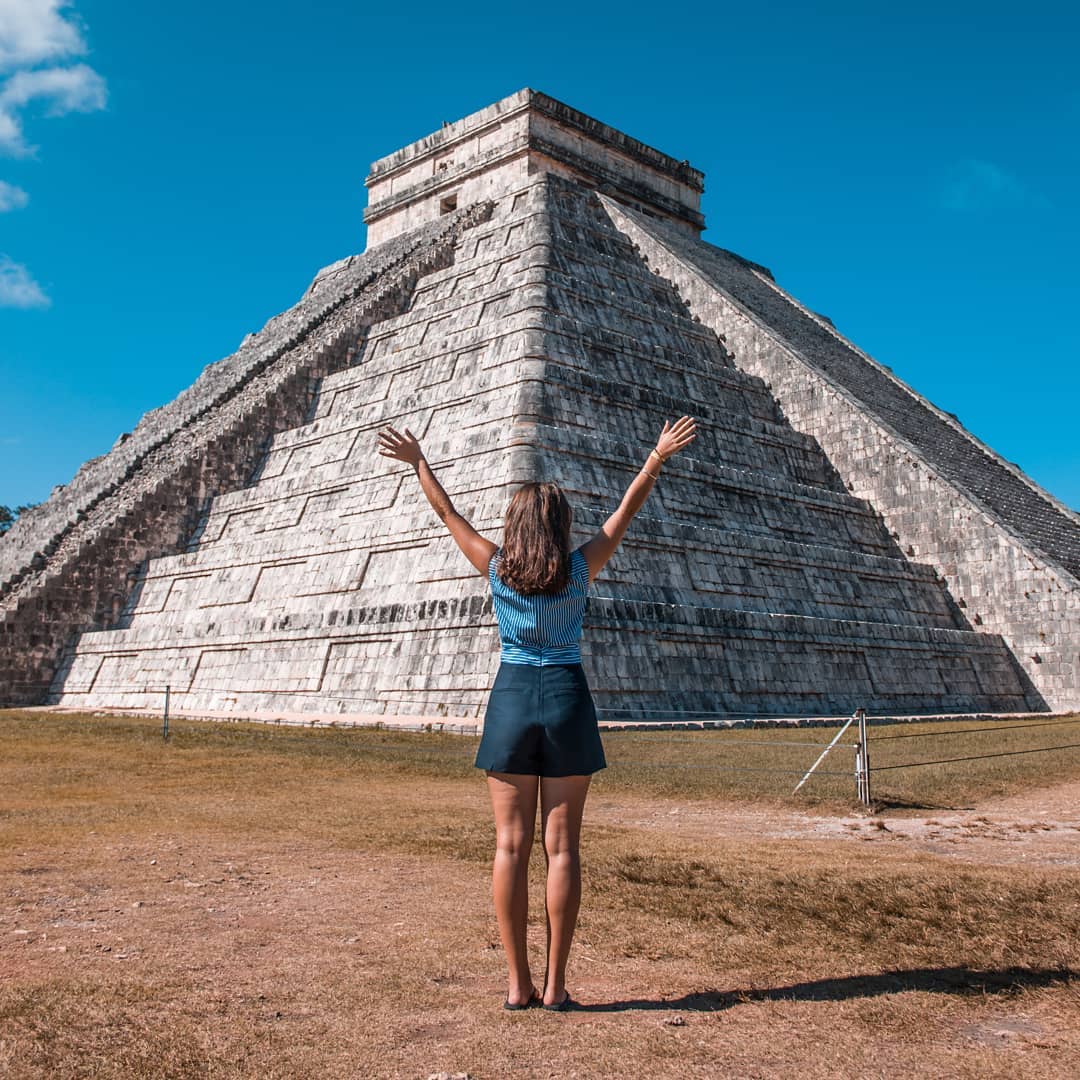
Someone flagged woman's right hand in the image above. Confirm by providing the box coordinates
[655,416,697,461]
[376,425,425,467]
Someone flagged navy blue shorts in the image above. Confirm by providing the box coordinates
[474,662,608,778]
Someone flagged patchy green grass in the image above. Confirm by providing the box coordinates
[3,709,1078,816]
[601,714,1080,807]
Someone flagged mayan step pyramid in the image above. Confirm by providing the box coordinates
[2,89,1078,719]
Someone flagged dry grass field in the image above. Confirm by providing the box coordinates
[1,709,1078,1079]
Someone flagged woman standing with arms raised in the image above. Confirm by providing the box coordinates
[376,416,697,1010]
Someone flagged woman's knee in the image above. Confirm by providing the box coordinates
[543,840,580,865]
[495,828,534,861]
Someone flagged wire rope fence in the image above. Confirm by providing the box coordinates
[32,683,1080,807]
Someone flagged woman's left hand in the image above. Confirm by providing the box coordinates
[655,416,697,461]
[377,425,425,467]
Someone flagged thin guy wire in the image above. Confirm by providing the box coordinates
[875,742,1080,771]
[603,733,859,748]
[48,689,855,743]
[870,717,1080,741]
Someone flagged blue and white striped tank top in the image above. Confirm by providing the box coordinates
[489,546,590,666]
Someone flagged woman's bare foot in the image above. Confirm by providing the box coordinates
[505,983,541,1008]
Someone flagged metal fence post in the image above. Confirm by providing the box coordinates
[854,707,871,807]
[163,685,170,741]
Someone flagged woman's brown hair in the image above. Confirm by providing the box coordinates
[497,482,573,595]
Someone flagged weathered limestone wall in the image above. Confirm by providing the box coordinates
[0,204,493,706]
[600,197,1080,710]
[0,210,485,594]
[500,179,1038,716]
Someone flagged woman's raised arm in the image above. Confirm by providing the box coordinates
[579,416,697,584]
[376,425,497,576]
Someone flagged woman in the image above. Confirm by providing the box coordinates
[376,416,698,1011]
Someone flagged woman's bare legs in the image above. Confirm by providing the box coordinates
[539,774,591,1006]
[486,771,539,1006]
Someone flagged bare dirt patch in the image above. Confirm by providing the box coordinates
[587,779,1080,869]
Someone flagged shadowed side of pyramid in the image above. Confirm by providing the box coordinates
[598,196,1078,711]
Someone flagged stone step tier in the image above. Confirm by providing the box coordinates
[64,495,962,646]
[49,588,1027,719]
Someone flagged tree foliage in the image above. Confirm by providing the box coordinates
[0,503,38,537]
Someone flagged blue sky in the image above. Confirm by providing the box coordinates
[1,1,1077,512]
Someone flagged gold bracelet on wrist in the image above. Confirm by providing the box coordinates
[642,467,661,480]
[649,448,666,465]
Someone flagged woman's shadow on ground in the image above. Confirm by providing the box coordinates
[581,965,1077,1012]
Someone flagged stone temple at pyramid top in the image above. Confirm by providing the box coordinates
[363,88,706,247]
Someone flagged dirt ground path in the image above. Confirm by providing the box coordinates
[5,828,1078,1079]
[2,768,1078,1077]
[586,779,1080,869]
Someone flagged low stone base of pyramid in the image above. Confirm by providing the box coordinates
[46,585,1033,721]
[21,703,1069,737]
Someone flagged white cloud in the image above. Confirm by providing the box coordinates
[0,254,49,307]
[937,158,1050,213]
[1,60,104,111]
[0,1,86,72]
[0,99,18,144]
[0,2,105,156]
[0,61,105,155]
[0,177,27,208]
[0,4,102,312]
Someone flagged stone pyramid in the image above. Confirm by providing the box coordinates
[2,90,1077,719]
